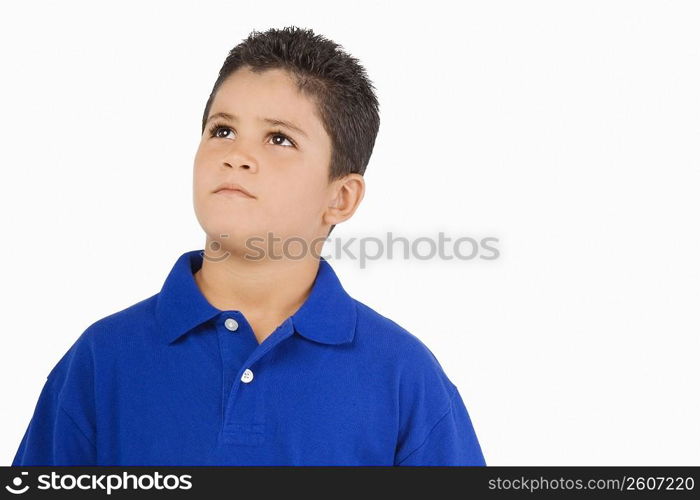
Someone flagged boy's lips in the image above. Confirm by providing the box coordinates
[216,189,255,200]
[213,182,256,199]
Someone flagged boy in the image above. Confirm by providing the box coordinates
[11,26,486,466]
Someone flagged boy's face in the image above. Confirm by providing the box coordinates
[193,66,335,259]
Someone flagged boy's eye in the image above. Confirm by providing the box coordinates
[270,133,294,147]
[212,126,232,139]
[207,123,296,148]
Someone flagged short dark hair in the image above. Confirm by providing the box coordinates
[201,26,380,237]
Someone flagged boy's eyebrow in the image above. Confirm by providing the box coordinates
[206,112,308,138]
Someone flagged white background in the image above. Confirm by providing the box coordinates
[1,0,698,465]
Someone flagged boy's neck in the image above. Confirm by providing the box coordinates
[193,252,319,344]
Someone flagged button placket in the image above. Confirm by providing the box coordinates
[222,317,296,446]
[216,312,258,423]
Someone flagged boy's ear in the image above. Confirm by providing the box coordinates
[324,174,365,225]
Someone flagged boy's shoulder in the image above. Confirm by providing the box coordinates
[352,298,457,390]
[352,298,440,351]
[46,293,159,381]
[353,298,430,350]
[94,293,160,330]
[78,293,159,343]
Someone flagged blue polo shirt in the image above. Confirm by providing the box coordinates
[12,249,486,466]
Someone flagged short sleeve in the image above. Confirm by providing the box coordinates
[392,333,486,466]
[11,331,98,466]
[395,385,486,466]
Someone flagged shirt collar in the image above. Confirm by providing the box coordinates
[155,249,357,346]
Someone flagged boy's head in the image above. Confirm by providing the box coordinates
[193,26,380,260]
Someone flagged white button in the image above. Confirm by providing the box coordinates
[241,368,254,383]
[224,318,239,331]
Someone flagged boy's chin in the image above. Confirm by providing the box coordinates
[202,226,268,251]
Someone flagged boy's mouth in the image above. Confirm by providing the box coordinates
[213,182,256,199]
[216,189,255,199]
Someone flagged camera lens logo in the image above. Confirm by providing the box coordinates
[5,472,29,495]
